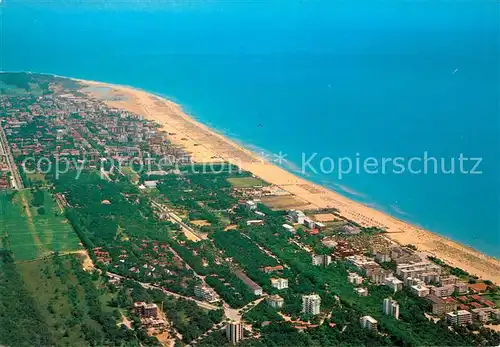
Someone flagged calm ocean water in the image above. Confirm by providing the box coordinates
[2,1,499,256]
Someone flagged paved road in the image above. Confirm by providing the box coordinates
[0,125,24,189]
[150,200,206,241]
[106,271,220,311]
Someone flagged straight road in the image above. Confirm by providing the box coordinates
[0,125,24,190]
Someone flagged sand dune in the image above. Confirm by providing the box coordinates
[77,78,500,285]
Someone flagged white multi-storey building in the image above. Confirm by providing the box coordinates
[312,254,332,267]
[226,321,244,345]
[348,272,364,285]
[360,316,378,330]
[266,295,284,309]
[385,276,404,292]
[383,298,400,320]
[302,294,321,315]
[446,310,472,326]
[270,277,288,290]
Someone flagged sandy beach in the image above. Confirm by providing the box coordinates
[77,78,500,285]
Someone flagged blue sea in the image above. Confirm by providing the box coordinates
[2,1,499,256]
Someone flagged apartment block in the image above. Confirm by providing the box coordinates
[446,310,472,326]
[383,298,400,320]
[302,294,321,315]
[360,316,378,330]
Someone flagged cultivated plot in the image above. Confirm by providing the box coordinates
[0,190,82,261]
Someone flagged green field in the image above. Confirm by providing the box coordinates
[26,172,49,185]
[0,190,82,261]
[227,176,267,188]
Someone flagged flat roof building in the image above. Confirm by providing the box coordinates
[235,270,263,296]
[270,277,288,290]
[226,321,244,345]
[383,298,400,320]
[266,295,284,309]
[302,294,321,315]
[446,310,472,326]
[411,284,430,297]
[427,295,458,315]
[360,316,378,331]
[348,272,364,286]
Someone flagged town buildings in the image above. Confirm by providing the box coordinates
[312,254,332,267]
[288,210,305,224]
[384,276,404,292]
[133,302,167,330]
[133,302,159,318]
[445,310,472,326]
[396,261,442,284]
[471,308,500,323]
[427,295,458,315]
[411,284,430,297]
[389,246,421,264]
[302,294,321,315]
[354,287,369,296]
[383,298,400,320]
[235,270,263,296]
[246,219,264,226]
[375,251,391,263]
[226,321,244,345]
[360,316,378,331]
[262,265,284,273]
[348,272,364,286]
[439,275,459,286]
[245,200,257,211]
[270,277,288,290]
[266,294,284,309]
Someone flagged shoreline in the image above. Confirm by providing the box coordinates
[68,75,500,285]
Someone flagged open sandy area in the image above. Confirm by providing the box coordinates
[76,78,500,285]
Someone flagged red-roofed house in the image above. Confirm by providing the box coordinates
[483,300,496,308]
[262,265,284,273]
[469,283,489,293]
[470,302,483,309]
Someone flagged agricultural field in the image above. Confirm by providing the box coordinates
[227,176,267,188]
[0,190,82,261]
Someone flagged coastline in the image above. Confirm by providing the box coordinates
[73,76,500,285]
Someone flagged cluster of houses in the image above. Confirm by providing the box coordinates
[286,210,326,234]
[343,246,499,327]
[92,239,189,285]
[0,164,11,189]
[0,83,190,181]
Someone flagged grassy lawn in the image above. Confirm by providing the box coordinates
[0,190,82,261]
[121,166,139,183]
[227,176,267,188]
[27,172,48,185]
